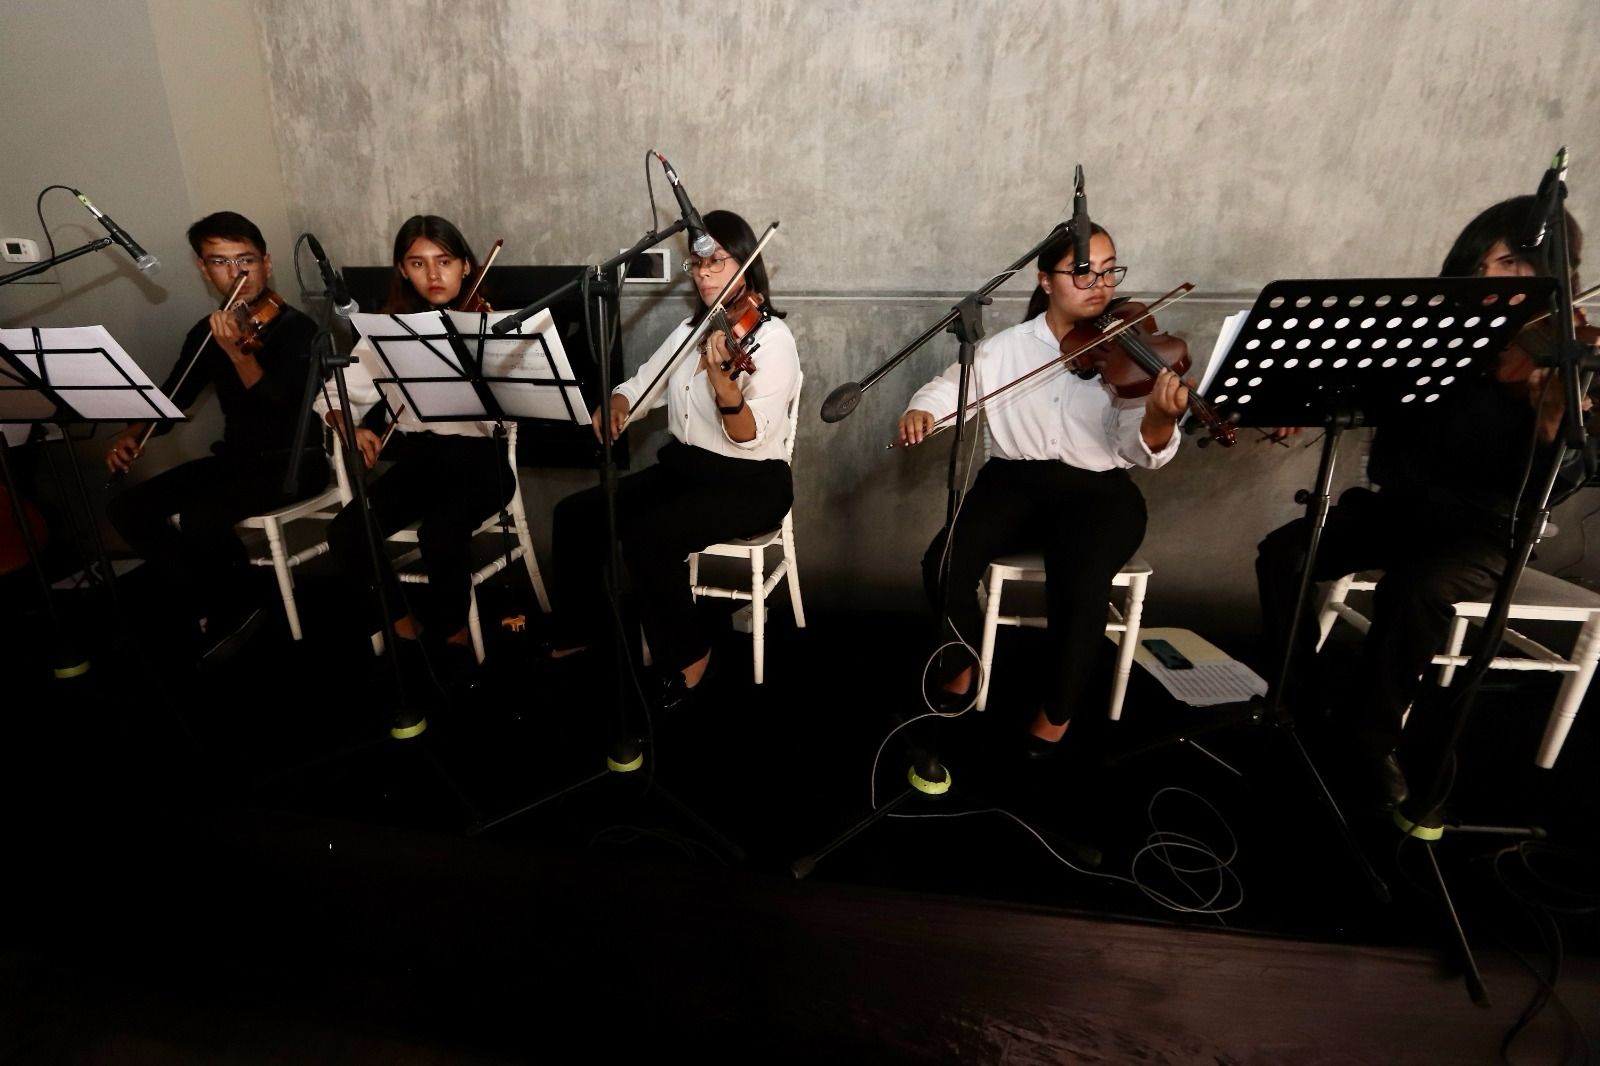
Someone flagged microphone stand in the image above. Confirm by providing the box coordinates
[1391,151,1598,1006]
[795,223,1072,879]
[471,219,744,862]
[0,238,116,287]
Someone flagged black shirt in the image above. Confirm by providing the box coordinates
[159,301,319,458]
[1368,369,1548,517]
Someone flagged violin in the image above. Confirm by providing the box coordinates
[1495,283,1600,385]
[1061,297,1237,446]
[703,287,769,380]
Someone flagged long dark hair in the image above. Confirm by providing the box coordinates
[1023,224,1112,321]
[692,209,786,324]
[1439,195,1583,286]
[382,215,481,313]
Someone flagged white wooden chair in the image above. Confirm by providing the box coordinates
[383,422,549,663]
[1316,568,1600,769]
[236,445,353,640]
[684,373,806,685]
[973,554,1153,721]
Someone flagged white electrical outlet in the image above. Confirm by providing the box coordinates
[2,237,41,263]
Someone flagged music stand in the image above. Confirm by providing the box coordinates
[0,326,185,678]
[343,307,587,724]
[1199,275,1552,904]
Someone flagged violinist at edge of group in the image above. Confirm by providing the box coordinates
[1255,194,1590,814]
[898,224,1189,758]
[316,215,516,740]
[104,211,324,667]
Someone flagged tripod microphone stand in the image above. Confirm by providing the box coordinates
[469,217,756,861]
[794,223,1079,880]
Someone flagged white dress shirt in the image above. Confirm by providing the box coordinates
[614,315,800,463]
[314,337,495,440]
[904,312,1179,471]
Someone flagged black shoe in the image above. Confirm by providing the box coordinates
[656,654,717,713]
[197,607,266,669]
[929,681,976,714]
[435,640,480,697]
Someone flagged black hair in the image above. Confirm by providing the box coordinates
[187,211,266,256]
[694,209,785,322]
[1024,223,1112,321]
[382,214,481,313]
[1439,194,1583,286]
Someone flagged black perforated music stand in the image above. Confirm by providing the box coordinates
[1201,275,1552,902]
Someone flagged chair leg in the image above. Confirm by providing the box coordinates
[1438,614,1470,687]
[975,569,1004,712]
[1316,575,1355,652]
[750,548,767,685]
[1538,612,1600,769]
[263,519,303,641]
[689,552,700,596]
[467,586,485,664]
[513,501,550,614]
[782,517,806,629]
[1109,573,1147,722]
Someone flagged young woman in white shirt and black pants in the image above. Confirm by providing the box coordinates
[898,226,1188,757]
[547,210,800,710]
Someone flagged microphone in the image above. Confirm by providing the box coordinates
[304,233,358,318]
[1071,164,1091,276]
[654,151,716,258]
[1521,146,1569,252]
[820,381,864,423]
[74,190,160,275]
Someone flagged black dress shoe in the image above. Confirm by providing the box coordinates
[929,682,976,714]
[197,607,266,669]
[656,655,717,713]
[1023,733,1062,760]
[1353,750,1409,811]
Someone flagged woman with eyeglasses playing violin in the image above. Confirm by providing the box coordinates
[898,226,1188,758]
[105,211,323,666]
[317,215,513,737]
[544,209,800,712]
[1255,195,1588,813]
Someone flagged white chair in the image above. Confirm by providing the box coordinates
[386,422,549,663]
[236,445,354,640]
[684,372,807,685]
[973,554,1153,721]
[1317,568,1600,769]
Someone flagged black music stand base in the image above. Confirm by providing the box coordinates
[471,734,746,864]
[791,752,949,879]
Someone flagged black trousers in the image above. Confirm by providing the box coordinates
[326,432,515,636]
[108,450,328,621]
[551,440,793,674]
[923,459,1148,725]
[1255,487,1507,763]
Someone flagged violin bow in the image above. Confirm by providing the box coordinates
[892,282,1196,449]
[458,238,503,311]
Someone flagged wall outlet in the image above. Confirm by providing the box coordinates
[620,247,671,284]
[2,237,41,263]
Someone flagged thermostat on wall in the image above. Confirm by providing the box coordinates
[620,247,671,284]
[2,237,41,263]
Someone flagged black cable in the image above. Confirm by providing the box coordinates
[1507,370,1558,557]
[643,149,661,235]
[34,185,78,276]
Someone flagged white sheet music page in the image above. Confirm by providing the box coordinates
[1,325,183,421]
[446,309,587,424]
[350,311,483,419]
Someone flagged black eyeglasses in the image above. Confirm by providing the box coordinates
[1051,265,1127,290]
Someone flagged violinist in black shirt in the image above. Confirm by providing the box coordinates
[106,211,325,664]
[1255,195,1586,811]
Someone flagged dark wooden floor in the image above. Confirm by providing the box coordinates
[4,561,1599,1063]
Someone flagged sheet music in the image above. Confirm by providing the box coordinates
[1130,626,1267,707]
[350,311,482,419]
[0,325,183,421]
[447,309,587,424]
[1198,310,1249,396]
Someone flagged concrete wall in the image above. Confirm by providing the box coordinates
[8,1,1599,636]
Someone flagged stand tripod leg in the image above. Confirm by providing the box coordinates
[1282,721,1392,903]
[644,780,747,864]
[1422,843,1491,1007]
[792,787,919,880]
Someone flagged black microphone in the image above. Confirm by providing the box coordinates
[1521,146,1569,252]
[654,151,716,258]
[820,381,864,423]
[304,233,358,319]
[74,190,160,275]
[1071,164,1091,276]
